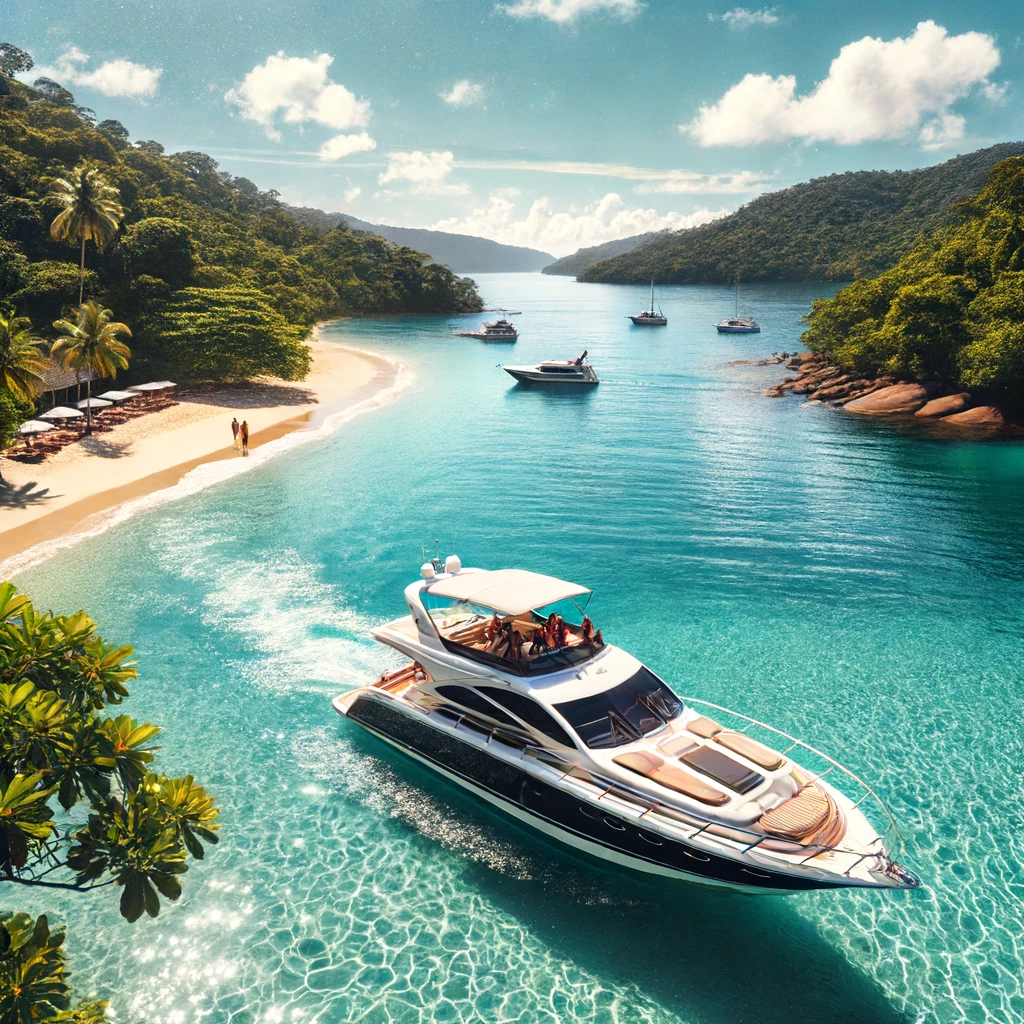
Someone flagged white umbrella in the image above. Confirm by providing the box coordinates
[77,397,113,410]
[20,420,55,435]
[97,390,139,402]
[39,406,84,421]
[128,381,176,392]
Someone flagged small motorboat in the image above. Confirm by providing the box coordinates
[502,351,599,386]
[333,560,921,894]
[455,318,519,342]
[628,282,667,326]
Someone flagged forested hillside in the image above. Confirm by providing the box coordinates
[286,206,553,272]
[802,156,1024,401]
[0,74,481,386]
[541,230,664,277]
[579,143,1024,286]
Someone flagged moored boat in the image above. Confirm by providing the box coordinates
[502,351,599,386]
[333,561,921,894]
[628,281,667,326]
[455,318,519,342]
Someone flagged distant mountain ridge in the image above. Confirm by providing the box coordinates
[541,231,664,277]
[576,142,1024,286]
[284,206,553,273]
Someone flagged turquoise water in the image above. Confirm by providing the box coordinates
[10,273,1024,1024]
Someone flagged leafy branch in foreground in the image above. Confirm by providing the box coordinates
[0,581,220,1020]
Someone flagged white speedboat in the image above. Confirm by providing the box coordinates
[628,282,667,326]
[455,318,519,342]
[333,562,921,894]
[503,351,598,386]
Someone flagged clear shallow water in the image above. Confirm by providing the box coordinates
[11,273,1024,1024]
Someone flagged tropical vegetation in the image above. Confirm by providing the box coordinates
[52,301,132,432]
[0,582,218,1022]
[802,156,1024,401]
[0,46,481,392]
[577,143,1024,285]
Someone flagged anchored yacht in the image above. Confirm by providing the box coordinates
[333,562,920,894]
[628,282,667,326]
[455,318,519,342]
[502,351,599,387]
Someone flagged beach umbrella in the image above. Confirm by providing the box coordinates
[20,420,55,435]
[77,397,113,410]
[39,406,84,421]
[97,390,139,403]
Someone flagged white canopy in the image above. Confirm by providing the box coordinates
[77,398,113,410]
[427,569,591,616]
[128,381,176,392]
[20,420,55,435]
[39,406,83,420]
[97,390,139,402]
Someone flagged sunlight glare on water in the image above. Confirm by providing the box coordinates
[14,273,1024,1024]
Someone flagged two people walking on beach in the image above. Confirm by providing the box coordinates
[231,417,249,456]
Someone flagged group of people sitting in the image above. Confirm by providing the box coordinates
[483,612,604,664]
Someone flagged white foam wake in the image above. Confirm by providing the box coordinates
[0,348,414,579]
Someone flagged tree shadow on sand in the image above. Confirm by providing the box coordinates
[345,731,911,1024]
[0,479,55,508]
[182,382,317,410]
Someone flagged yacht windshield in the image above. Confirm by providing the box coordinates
[555,668,683,749]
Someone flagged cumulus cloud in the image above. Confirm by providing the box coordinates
[498,0,640,24]
[318,131,376,161]
[441,80,484,106]
[377,150,468,193]
[343,187,362,203]
[918,114,966,151]
[35,46,162,98]
[430,192,729,256]
[225,52,370,142]
[686,21,999,147]
[710,7,779,29]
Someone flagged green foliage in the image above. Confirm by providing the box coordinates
[802,156,1024,398]
[137,286,311,382]
[0,82,482,386]
[0,308,48,400]
[0,43,34,78]
[0,388,33,449]
[579,143,1024,285]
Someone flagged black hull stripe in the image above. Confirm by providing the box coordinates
[346,697,852,892]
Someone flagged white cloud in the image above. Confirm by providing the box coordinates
[710,7,779,29]
[441,80,484,106]
[343,187,362,203]
[918,114,965,150]
[225,53,370,142]
[982,81,1008,103]
[34,46,162,98]
[498,0,640,24]
[377,150,468,193]
[686,21,1000,147]
[318,131,377,161]
[429,192,729,256]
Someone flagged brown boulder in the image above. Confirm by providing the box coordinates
[915,393,972,418]
[843,383,930,415]
[938,406,1005,427]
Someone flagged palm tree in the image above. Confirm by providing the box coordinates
[0,310,48,402]
[48,163,124,306]
[52,301,131,434]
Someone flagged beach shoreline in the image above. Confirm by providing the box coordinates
[0,338,406,575]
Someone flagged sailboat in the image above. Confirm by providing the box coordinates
[715,278,760,333]
[628,281,667,326]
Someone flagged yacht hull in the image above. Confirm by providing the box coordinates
[503,367,599,386]
[629,317,667,326]
[715,325,760,333]
[340,694,870,893]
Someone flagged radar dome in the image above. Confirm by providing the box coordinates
[420,562,436,579]
[444,554,462,574]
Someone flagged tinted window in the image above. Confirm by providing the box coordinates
[479,687,576,748]
[555,668,683,749]
[435,685,520,727]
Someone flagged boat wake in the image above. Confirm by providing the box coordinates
[0,347,414,579]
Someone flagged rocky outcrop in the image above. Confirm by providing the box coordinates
[758,352,1011,432]
[938,406,1005,427]
[844,384,932,415]
[915,393,972,418]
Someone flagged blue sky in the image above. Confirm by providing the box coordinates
[6,0,1023,254]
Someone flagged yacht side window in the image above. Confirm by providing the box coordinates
[434,685,521,728]
[479,687,576,749]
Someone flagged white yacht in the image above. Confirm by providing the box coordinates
[628,282,667,326]
[502,351,598,387]
[455,318,519,342]
[333,562,921,894]
[716,281,760,332]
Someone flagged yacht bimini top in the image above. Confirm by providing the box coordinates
[426,568,590,616]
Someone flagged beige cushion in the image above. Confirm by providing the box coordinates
[714,732,787,771]
[686,715,723,738]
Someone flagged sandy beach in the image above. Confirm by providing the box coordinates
[0,340,387,568]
